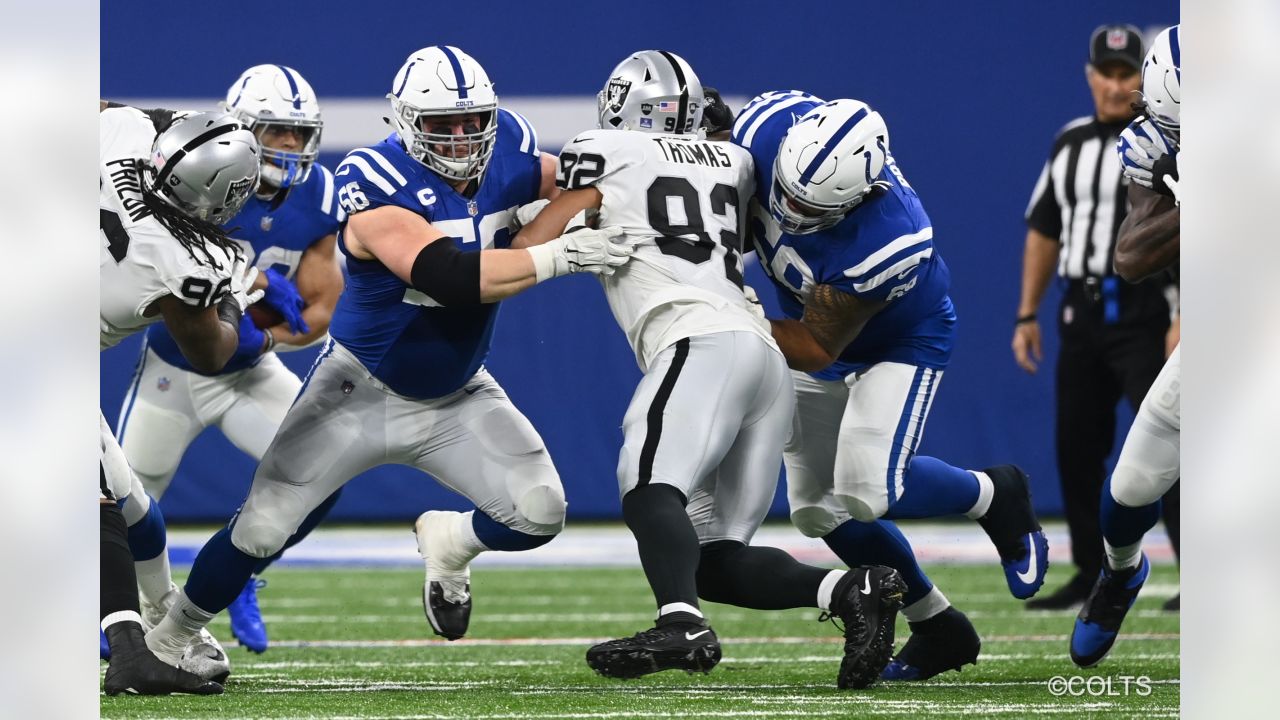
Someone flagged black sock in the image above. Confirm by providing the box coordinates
[622,484,701,616]
[101,502,140,621]
[696,540,829,610]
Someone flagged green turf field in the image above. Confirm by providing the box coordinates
[101,563,1179,719]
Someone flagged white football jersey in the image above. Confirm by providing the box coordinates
[558,129,777,370]
[99,107,235,350]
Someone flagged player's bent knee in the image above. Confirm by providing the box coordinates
[790,506,840,538]
[230,517,291,559]
[514,483,566,535]
[1110,464,1175,509]
[837,492,887,523]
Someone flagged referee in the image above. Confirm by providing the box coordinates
[1012,24,1180,610]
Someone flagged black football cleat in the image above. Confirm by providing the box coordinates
[102,622,223,696]
[976,465,1049,599]
[881,606,981,681]
[423,580,472,641]
[825,565,906,689]
[586,619,721,679]
[1026,572,1093,610]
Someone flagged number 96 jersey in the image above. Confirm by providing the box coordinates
[558,129,777,371]
[99,107,236,351]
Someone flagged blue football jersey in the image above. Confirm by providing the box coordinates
[327,109,543,399]
[145,164,345,374]
[733,92,956,379]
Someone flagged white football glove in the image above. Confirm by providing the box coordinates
[1117,119,1172,189]
[528,226,636,282]
[226,250,264,312]
[511,199,550,231]
[1164,175,1181,205]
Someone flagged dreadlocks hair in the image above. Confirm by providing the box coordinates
[140,191,243,270]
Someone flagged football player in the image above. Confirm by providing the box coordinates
[732,91,1051,680]
[115,65,346,655]
[142,46,635,669]
[1071,25,1181,667]
[513,50,905,690]
[100,104,263,694]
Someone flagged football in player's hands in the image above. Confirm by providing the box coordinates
[247,302,286,330]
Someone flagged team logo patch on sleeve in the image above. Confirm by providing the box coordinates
[606,78,632,113]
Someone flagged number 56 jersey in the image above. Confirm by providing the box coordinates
[558,129,777,371]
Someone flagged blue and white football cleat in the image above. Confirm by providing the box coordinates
[100,628,111,660]
[228,577,269,653]
[976,465,1049,599]
[1070,554,1150,668]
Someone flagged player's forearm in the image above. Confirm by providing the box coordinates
[1019,229,1060,316]
[1116,210,1180,282]
[769,318,835,372]
[479,249,539,302]
[270,302,333,350]
[179,321,239,374]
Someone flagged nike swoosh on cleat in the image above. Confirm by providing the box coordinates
[1016,533,1039,584]
[685,630,711,640]
[860,573,872,595]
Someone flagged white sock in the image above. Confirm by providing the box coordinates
[658,602,703,620]
[144,591,212,664]
[816,569,846,611]
[456,511,489,557]
[902,586,950,623]
[134,549,173,608]
[965,471,995,519]
[1105,540,1143,571]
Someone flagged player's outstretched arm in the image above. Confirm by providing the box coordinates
[269,233,344,350]
[511,188,603,249]
[347,203,630,306]
[1115,183,1179,282]
[770,284,885,372]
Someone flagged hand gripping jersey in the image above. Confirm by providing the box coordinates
[143,164,345,374]
[99,107,237,351]
[731,92,955,378]
[558,129,776,370]
[328,109,543,398]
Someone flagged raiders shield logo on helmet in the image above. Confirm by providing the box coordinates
[606,78,632,113]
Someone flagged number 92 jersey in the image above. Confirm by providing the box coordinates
[328,108,543,399]
[731,91,956,378]
[558,129,777,371]
[100,107,237,351]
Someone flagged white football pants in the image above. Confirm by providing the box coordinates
[1110,343,1181,508]
[230,340,566,559]
[116,344,301,499]
[786,362,944,532]
[617,331,795,545]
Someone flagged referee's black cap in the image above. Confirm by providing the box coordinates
[1089,24,1144,71]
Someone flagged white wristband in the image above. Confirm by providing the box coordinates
[526,241,563,283]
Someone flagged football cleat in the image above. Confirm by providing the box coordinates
[141,584,233,682]
[100,628,111,661]
[229,577,269,653]
[1025,572,1093,611]
[586,619,721,679]
[1070,554,1150,668]
[102,621,223,696]
[1162,593,1180,612]
[881,606,980,681]
[415,511,475,640]
[976,465,1050,599]
[824,565,906,689]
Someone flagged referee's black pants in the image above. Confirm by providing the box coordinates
[1055,281,1180,583]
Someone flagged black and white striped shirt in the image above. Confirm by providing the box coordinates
[1025,115,1132,280]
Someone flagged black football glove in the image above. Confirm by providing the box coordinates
[701,86,734,136]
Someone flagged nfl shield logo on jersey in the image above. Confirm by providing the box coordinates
[467,200,479,217]
[157,377,170,392]
[260,215,273,232]
[606,78,632,113]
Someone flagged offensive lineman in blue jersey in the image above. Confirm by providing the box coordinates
[113,66,346,658]
[732,91,1051,680]
[143,46,635,669]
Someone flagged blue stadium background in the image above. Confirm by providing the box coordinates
[101,1,1178,522]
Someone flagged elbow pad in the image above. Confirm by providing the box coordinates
[410,237,481,306]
